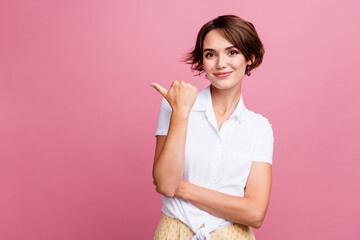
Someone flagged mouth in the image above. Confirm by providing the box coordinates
[213,71,232,78]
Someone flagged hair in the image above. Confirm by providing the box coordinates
[182,15,265,76]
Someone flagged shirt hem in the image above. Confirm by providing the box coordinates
[252,158,272,164]
[155,130,168,136]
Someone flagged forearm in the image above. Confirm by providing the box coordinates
[153,111,189,197]
[175,181,266,228]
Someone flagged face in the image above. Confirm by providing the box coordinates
[201,29,251,90]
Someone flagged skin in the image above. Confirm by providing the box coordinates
[150,29,272,229]
[150,80,198,198]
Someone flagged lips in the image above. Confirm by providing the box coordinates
[214,71,232,78]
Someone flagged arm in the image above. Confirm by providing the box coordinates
[152,111,189,198]
[151,81,198,198]
[174,162,272,228]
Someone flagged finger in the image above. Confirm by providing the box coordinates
[150,82,168,97]
[171,80,179,86]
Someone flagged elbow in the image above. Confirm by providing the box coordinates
[156,184,176,198]
[251,219,263,229]
[153,179,177,198]
[249,210,266,229]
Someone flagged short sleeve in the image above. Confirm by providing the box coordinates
[252,119,274,164]
[155,98,172,136]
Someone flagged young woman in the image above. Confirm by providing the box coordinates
[150,15,274,240]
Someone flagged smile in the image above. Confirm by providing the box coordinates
[213,71,232,78]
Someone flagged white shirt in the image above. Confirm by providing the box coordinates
[155,85,274,240]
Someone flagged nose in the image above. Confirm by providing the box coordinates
[216,53,227,69]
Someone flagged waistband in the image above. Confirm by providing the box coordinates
[154,212,255,240]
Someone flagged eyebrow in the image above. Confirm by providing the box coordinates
[203,46,237,53]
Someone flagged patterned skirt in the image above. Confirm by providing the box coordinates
[154,213,255,240]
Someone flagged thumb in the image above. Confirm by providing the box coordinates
[150,82,168,97]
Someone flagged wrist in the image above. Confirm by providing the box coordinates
[172,109,191,119]
[175,180,188,199]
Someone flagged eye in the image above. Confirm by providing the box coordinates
[204,52,215,58]
[228,50,239,55]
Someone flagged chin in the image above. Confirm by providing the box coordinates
[209,79,242,91]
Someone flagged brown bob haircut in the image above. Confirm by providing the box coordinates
[183,15,265,76]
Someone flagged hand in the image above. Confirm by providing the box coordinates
[150,81,198,115]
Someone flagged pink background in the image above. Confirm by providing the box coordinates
[1,0,359,239]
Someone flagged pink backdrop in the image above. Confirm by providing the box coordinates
[1,0,359,239]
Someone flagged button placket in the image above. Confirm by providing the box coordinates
[219,119,233,141]
[208,140,222,188]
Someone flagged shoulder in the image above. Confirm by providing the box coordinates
[160,97,172,111]
[243,108,272,130]
[244,109,274,145]
[191,86,211,111]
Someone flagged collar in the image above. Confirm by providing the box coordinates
[192,85,246,124]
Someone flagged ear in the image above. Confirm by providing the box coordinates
[247,55,255,65]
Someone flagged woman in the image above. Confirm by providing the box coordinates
[150,15,274,240]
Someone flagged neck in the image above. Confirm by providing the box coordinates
[210,83,242,116]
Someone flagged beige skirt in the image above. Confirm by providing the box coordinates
[154,213,255,240]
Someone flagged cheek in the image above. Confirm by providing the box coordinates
[202,61,212,71]
[232,60,247,70]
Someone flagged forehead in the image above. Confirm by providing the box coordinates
[203,29,234,49]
